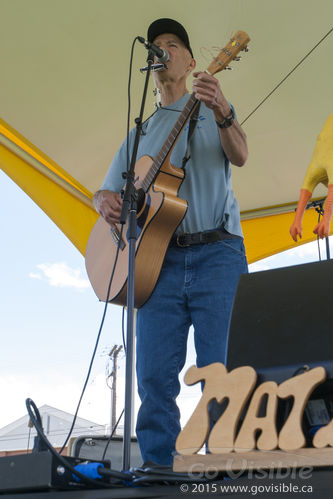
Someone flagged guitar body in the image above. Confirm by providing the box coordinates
[85,154,188,308]
[85,30,250,308]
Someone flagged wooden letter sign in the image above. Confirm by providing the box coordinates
[174,363,333,472]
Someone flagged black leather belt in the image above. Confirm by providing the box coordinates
[169,228,241,248]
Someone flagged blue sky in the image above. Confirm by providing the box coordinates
[1,168,331,435]
[1,169,125,430]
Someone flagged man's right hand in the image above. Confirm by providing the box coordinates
[93,190,123,227]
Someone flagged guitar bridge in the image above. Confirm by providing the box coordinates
[110,227,125,250]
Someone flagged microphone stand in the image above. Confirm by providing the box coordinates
[306,198,330,260]
[314,202,331,260]
[119,50,154,471]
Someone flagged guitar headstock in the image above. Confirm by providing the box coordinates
[206,30,250,76]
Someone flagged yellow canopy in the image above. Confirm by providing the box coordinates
[0,119,98,256]
[0,118,325,263]
[1,0,332,262]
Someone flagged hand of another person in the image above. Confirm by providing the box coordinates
[289,221,303,242]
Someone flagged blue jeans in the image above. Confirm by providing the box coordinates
[136,238,248,465]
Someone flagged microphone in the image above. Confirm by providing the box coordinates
[138,36,169,63]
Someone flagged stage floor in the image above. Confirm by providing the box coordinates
[0,469,332,499]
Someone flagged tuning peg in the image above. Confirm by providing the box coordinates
[233,56,241,61]
[225,66,233,70]
[242,47,249,52]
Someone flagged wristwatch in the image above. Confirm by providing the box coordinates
[216,108,235,129]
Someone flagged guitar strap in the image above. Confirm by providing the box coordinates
[182,101,201,169]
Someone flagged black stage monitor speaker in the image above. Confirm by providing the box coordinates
[70,435,142,470]
[226,259,333,380]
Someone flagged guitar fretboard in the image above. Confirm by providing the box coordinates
[141,93,199,192]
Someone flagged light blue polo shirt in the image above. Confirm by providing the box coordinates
[101,94,243,237]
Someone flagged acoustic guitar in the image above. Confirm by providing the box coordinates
[85,31,250,308]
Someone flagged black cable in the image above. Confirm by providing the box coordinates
[126,38,159,162]
[101,408,125,461]
[59,224,124,454]
[25,398,126,488]
[126,37,140,172]
[130,464,223,485]
[96,466,131,481]
[58,33,152,466]
[240,27,333,126]
[63,35,139,466]
[99,37,143,464]
[27,398,211,487]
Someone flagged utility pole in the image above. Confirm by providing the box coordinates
[107,345,123,433]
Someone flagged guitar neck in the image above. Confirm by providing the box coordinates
[140,30,250,192]
[141,93,199,192]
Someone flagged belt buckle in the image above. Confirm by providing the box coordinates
[176,233,189,247]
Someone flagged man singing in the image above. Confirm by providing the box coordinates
[93,18,248,466]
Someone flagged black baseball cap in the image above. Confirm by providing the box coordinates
[147,18,193,58]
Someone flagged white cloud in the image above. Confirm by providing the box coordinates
[29,272,42,280]
[30,262,90,290]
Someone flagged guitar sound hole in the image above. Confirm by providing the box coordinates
[136,188,145,214]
